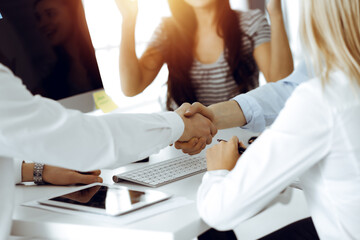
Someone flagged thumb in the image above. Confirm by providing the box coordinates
[230,136,240,144]
[184,102,214,121]
[183,105,198,117]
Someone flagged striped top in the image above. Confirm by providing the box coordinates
[148,9,271,107]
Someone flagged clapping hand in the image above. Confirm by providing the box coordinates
[267,0,283,16]
[114,0,138,20]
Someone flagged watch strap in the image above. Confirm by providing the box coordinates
[33,163,45,185]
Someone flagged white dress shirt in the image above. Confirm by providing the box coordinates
[198,71,360,239]
[0,60,186,236]
[0,63,186,238]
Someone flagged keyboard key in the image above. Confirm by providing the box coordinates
[112,154,207,187]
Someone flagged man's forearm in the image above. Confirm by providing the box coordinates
[208,100,246,130]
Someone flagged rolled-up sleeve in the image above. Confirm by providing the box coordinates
[232,61,311,132]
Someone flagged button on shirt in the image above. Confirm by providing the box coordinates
[197,71,360,239]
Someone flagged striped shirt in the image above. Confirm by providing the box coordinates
[148,9,271,107]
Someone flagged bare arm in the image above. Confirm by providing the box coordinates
[254,0,294,82]
[116,0,164,96]
[21,162,103,185]
[208,101,246,130]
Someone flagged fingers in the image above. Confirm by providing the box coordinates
[78,170,101,176]
[175,102,191,115]
[72,172,103,185]
[230,136,240,145]
[248,136,258,145]
[210,121,218,137]
[174,137,207,155]
[205,133,213,145]
[174,138,198,150]
[184,102,215,122]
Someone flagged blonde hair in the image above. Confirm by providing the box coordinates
[300,0,360,85]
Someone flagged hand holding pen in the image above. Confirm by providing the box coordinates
[217,136,257,154]
[217,139,247,154]
[206,136,244,171]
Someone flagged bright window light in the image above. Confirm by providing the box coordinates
[83,0,170,113]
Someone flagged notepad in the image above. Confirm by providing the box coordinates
[93,90,118,113]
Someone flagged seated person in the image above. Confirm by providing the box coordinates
[175,60,312,155]
[0,63,216,238]
[115,0,293,110]
[198,0,360,238]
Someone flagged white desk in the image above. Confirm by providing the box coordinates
[11,128,310,240]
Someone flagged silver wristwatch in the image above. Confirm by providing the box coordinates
[33,163,45,185]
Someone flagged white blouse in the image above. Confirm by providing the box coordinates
[197,71,360,239]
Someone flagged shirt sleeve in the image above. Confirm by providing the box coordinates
[197,80,333,230]
[0,64,184,171]
[232,60,312,132]
[242,9,271,47]
[13,158,23,184]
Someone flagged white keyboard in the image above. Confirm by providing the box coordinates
[112,154,207,188]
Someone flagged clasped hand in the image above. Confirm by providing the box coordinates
[175,102,217,155]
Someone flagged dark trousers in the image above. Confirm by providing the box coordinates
[260,217,319,240]
[198,217,319,240]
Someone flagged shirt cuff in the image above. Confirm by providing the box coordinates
[13,158,23,184]
[158,112,185,143]
[203,169,229,181]
[232,95,266,132]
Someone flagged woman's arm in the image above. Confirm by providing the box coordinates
[197,82,331,230]
[116,0,164,96]
[254,0,294,82]
[21,162,102,185]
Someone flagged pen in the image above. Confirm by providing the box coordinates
[217,139,246,154]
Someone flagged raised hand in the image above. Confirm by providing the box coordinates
[267,0,283,16]
[175,103,217,145]
[206,136,245,171]
[114,0,138,20]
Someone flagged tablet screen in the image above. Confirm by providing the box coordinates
[40,185,171,216]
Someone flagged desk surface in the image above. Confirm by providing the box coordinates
[11,128,310,240]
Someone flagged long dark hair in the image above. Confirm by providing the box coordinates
[164,0,256,110]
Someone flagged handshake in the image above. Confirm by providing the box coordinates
[175,102,217,155]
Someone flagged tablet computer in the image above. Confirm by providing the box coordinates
[38,184,172,216]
